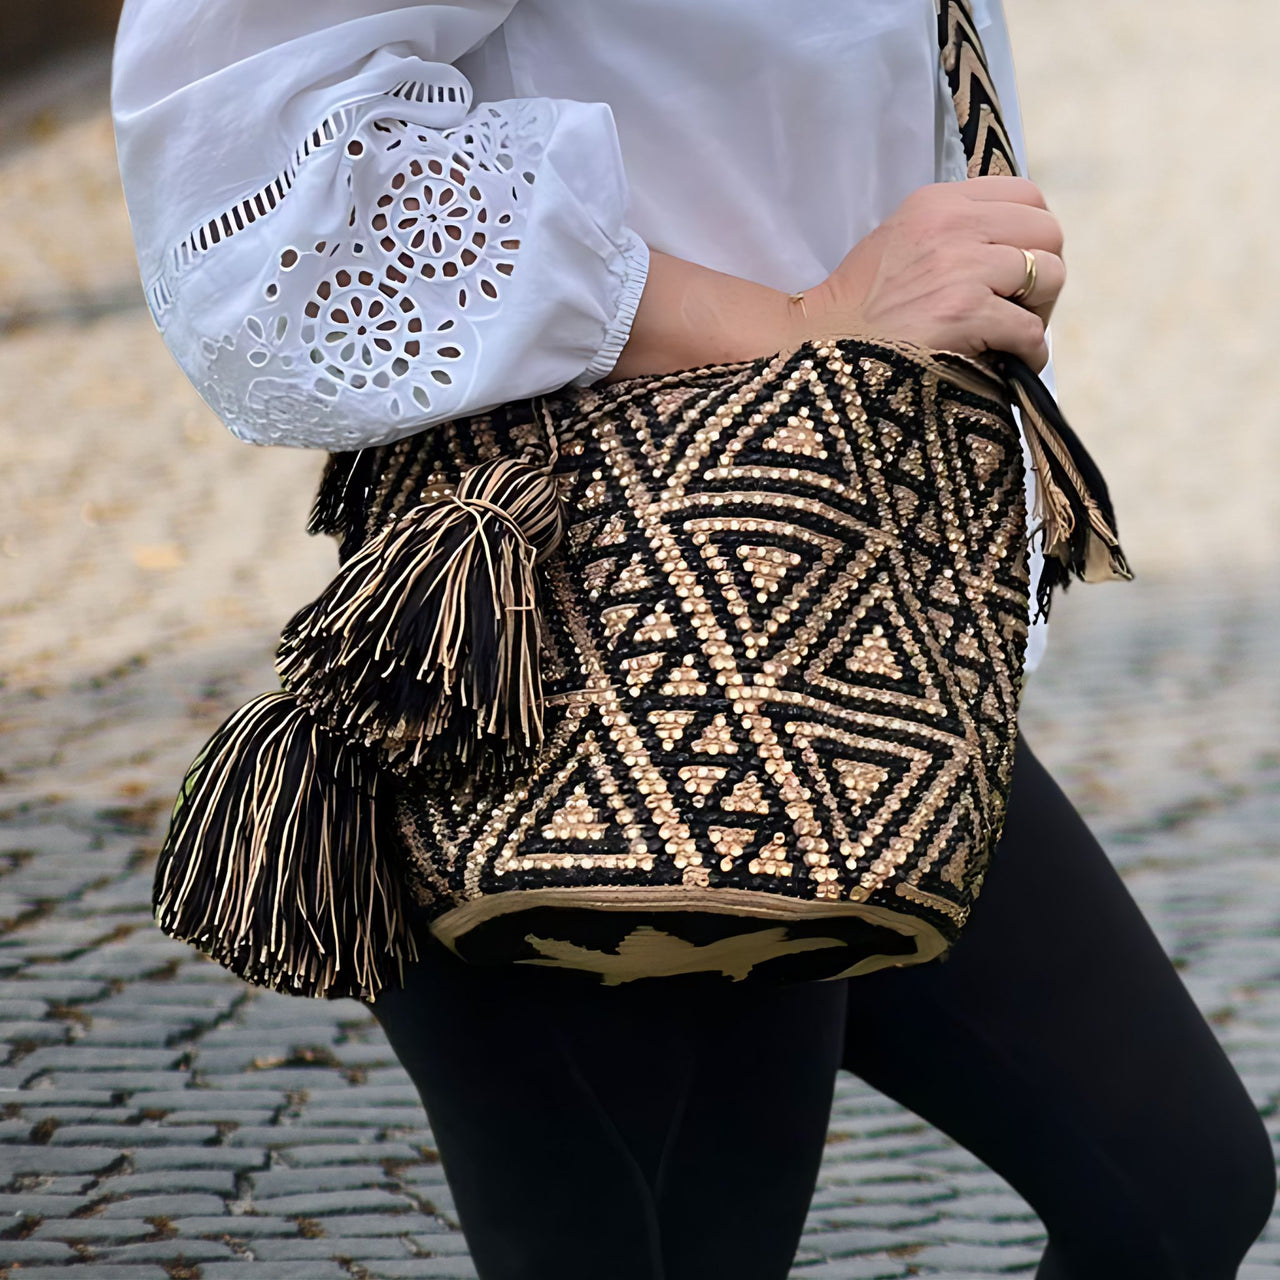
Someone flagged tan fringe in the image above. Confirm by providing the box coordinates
[1007,377,1133,586]
[277,459,564,780]
[153,692,419,1001]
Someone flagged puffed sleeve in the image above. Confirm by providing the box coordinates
[111,0,650,449]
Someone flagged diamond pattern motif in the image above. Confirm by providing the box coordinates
[380,336,1031,972]
[329,0,1053,980]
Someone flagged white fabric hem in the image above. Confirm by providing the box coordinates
[573,229,650,386]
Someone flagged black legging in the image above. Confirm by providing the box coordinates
[370,735,1276,1279]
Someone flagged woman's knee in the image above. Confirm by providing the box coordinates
[1185,1095,1277,1274]
[1046,1094,1276,1279]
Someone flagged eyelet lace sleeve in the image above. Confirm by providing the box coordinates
[113,6,649,450]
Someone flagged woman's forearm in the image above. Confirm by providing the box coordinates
[607,178,1066,385]
[605,248,814,383]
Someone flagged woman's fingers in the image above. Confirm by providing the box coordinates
[988,244,1065,312]
[978,291,1049,371]
[966,202,1065,255]
[955,175,1049,207]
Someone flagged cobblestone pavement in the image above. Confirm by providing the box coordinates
[2,575,1278,1279]
[3,3,1280,1275]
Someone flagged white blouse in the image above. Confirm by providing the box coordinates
[111,0,1049,672]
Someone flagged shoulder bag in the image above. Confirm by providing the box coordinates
[153,0,1132,999]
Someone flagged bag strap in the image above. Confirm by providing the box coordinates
[933,0,1133,617]
[937,0,1019,179]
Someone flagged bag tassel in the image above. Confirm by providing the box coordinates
[276,458,566,782]
[996,354,1134,623]
[307,447,385,561]
[152,691,418,1001]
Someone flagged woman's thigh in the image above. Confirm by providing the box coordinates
[370,937,847,1280]
[839,734,1276,1278]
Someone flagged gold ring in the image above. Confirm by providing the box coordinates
[1007,248,1037,305]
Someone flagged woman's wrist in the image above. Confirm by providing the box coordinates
[604,248,828,383]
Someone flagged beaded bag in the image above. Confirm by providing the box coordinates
[153,0,1132,999]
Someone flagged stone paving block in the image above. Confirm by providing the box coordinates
[127,1145,267,1171]
[97,1192,230,1217]
[41,1071,193,1093]
[225,1125,380,1149]
[247,1163,388,1196]
[96,1238,239,1262]
[0,1020,70,1044]
[295,1106,428,1128]
[312,1213,445,1237]
[42,1176,99,1194]
[247,1187,416,1216]
[199,1069,350,1092]
[40,944,184,982]
[0,979,107,1003]
[163,1107,278,1126]
[69,874,163,915]
[944,1191,1040,1220]
[897,1241,1048,1271]
[803,1227,926,1258]
[203,1262,348,1279]
[914,1216,1047,1245]
[73,1022,177,1048]
[360,1068,420,1089]
[16,1046,183,1074]
[0,1193,93,1217]
[818,1159,950,1187]
[329,1043,402,1068]
[374,1260,478,1280]
[302,1086,421,1107]
[0,919,120,958]
[0,998,51,1018]
[790,1260,912,1279]
[0,1240,78,1262]
[0,1144,120,1178]
[173,1215,298,1237]
[5,1086,120,1106]
[48,1122,219,1145]
[809,1181,952,1208]
[19,1106,143,1125]
[251,1236,414,1260]
[97,1167,237,1194]
[192,1047,300,1073]
[275,1141,422,1167]
[126,1089,285,1112]
[406,1232,471,1256]
[0,1269,169,1280]
[31,1217,155,1240]
[96,983,241,1010]
[806,1202,941,1231]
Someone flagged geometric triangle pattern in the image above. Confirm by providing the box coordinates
[378,331,1031,982]
[320,1,1041,985]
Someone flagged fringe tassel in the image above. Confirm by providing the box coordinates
[307,447,384,561]
[277,458,565,782]
[997,354,1134,623]
[153,691,419,1001]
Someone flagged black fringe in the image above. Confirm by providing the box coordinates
[996,354,1134,624]
[307,448,384,561]
[277,459,565,785]
[153,692,418,1001]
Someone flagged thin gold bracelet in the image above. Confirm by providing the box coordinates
[789,290,808,319]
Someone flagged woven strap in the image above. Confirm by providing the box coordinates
[937,0,1020,179]
[931,0,1133,602]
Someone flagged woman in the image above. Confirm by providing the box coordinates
[112,2,1276,1276]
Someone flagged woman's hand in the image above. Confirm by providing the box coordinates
[800,176,1065,372]
[605,175,1065,385]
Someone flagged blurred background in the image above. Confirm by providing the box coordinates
[0,3,1277,1277]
